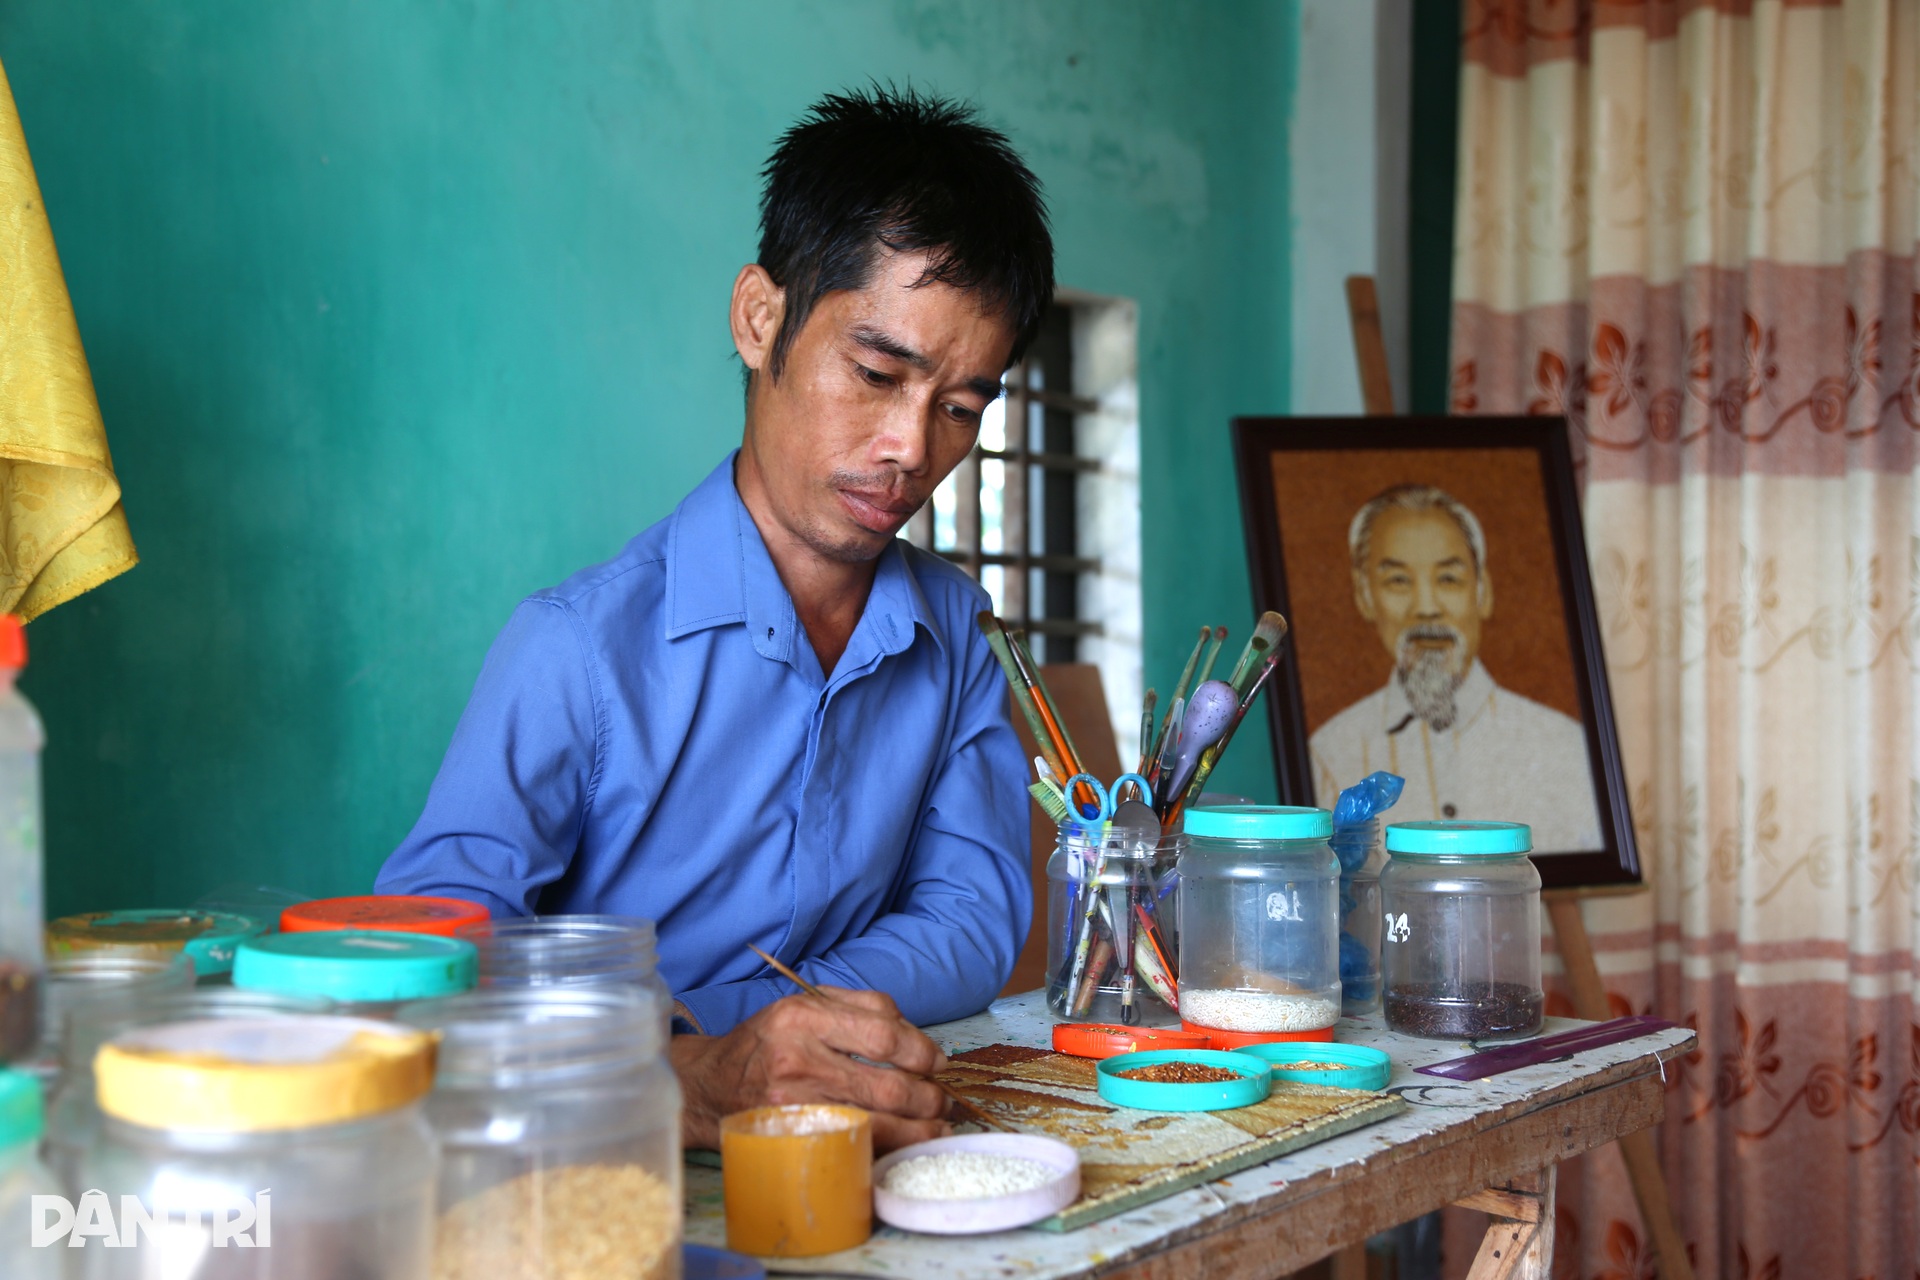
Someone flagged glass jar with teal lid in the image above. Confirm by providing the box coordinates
[46,909,267,983]
[1381,821,1543,1040]
[0,1070,60,1278]
[233,930,478,1017]
[1176,806,1341,1048]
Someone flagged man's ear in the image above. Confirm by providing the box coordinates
[1351,570,1376,621]
[731,264,786,380]
[1477,572,1494,620]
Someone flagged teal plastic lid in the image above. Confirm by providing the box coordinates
[1095,1049,1272,1112]
[48,909,266,976]
[1234,1041,1392,1091]
[0,1069,41,1148]
[1386,821,1533,856]
[1185,805,1333,842]
[233,930,478,1003]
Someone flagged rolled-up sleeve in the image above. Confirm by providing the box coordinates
[376,599,600,917]
[674,629,1031,1033]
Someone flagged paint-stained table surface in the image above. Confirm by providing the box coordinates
[683,990,1696,1279]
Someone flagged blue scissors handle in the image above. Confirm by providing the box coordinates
[1111,773,1154,808]
[1063,772,1111,823]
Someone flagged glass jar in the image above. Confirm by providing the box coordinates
[1176,806,1341,1046]
[458,914,670,1012]
[42,987,332,1195]
[27,953,196,1085]
[279,893,490,937]
[47,909,267,983]
[0,624,43,1067]
[1332,818,1386,1016]
[0,1070,60,1279]
[398,986,682,1280]
[1045,823,1182,1025]
[1381,821,1543,1040]
[232,929,477,1017]
[78,1015,439,1278]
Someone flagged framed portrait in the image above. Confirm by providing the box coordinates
[1231,416,1640,889]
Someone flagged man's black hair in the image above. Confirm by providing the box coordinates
[755,85,1054,382]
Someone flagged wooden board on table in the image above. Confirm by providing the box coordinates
[942,1043,1405,1231]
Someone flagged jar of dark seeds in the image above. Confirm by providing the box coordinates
[1381,821,1543,1040]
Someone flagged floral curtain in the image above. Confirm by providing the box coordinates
[1446,1,1920,1277]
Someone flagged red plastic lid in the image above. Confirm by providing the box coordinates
[1053,1023,1211,1060]
[0,616,26,669]
[1181,1020,1336,1051]
[279,895,490,937]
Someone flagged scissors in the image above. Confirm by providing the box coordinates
[1063,772,1154,823]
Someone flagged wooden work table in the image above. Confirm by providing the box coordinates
[682,991,1696,1279]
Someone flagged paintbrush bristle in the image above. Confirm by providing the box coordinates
[1227,611,1289,693]
[1148,626,1211,768]
[1029,781,1073,824]
[1195,625,1228,685]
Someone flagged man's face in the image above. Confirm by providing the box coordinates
[733,249,1015,565]
[1353,506,1492,677]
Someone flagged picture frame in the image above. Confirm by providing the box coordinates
[1231,415,1641,889]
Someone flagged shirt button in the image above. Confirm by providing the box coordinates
[767,627,775,640]
[1442,803,1458,818]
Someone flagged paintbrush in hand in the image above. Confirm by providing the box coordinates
[748,945,1009,1132]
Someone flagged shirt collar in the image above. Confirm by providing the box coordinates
[664,452,943,668]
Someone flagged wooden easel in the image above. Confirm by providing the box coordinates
[1338,277,1693,1280]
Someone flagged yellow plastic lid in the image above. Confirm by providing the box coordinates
[95,1015,437,1133]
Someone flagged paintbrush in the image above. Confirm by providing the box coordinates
[1194,625,1228,685]
[978,612,1068,784]
[748,945,1010,1133]
[1165,653,1283,830]
[1006,627,1084,775]
[1147,694,1184,796]
[1136,688,1157,774]
[1146,626,1210,772]
[1005,626,1099,814]
[1227,611,1289,695]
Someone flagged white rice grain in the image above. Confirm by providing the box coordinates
[880,1152,1056,1201]
[1179,988,1339,1033]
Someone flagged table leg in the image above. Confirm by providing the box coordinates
[1545,892,1695,1280]
[1458,1168,1554,1280]
[1329,1243,1367,1280]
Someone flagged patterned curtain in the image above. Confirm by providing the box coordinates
[1446,2,1920,1278]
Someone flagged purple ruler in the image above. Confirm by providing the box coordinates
[1415,1015,1678,1081]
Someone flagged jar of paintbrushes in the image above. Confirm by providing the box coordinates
[977,608,1292,1030]
[1045,775,1182,1026]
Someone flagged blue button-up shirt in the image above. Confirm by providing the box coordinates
[376,454,1031,1035]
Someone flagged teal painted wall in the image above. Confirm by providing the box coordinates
[0,1,1296,915]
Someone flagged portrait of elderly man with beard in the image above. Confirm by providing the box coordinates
[1308,483,1603,853]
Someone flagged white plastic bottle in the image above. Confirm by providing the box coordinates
[0,1069,63,1278]
[0,617,44,1066]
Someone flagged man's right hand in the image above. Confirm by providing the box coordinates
[669,987,953,1152]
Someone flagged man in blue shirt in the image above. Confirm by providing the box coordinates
[377,88,1051,1150]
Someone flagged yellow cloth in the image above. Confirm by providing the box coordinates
[0,58,134,621]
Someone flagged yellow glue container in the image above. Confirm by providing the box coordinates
[722,1103,872,1256]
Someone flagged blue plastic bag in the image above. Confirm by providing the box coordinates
[1333,772,1404,993]
[1329,771,1405,873]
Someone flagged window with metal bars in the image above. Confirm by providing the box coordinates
[906,305,1098,661]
